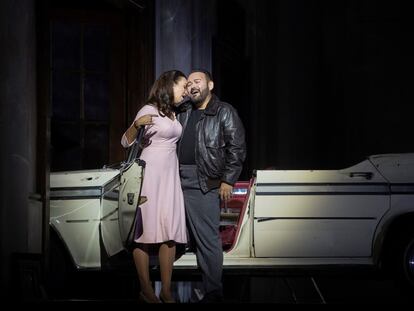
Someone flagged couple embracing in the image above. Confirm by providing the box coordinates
[121,69,246,303]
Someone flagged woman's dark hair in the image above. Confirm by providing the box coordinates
[147,70,186,118]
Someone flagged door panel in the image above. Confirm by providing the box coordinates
[118,161,145,247]
[100,161,145,256]
[254,219,379,257]
[254,195,389,218]
[101,188,123,256]
[253,161,390,258]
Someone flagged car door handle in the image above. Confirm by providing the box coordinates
[127,193,135,205]
[349,172,373,180]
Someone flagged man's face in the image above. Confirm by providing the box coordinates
[186,72,211,105]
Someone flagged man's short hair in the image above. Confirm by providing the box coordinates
[189,69,213,82]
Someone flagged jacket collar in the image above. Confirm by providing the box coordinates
[203,94,219,116]
[176,94,220,115]
[175,101,192,114]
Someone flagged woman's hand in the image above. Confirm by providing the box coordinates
[134,114,158,129]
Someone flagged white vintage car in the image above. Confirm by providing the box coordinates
[49,149,414,290]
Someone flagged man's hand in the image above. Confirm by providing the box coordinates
[219,182,233,202]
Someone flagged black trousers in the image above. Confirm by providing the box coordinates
[179,165,223,295]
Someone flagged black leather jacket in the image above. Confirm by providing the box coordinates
[177,94,246,193]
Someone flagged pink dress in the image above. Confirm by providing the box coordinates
[121,105,187,244]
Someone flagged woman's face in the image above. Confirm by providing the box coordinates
[172,77,188,106]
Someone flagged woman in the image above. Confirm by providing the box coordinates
[121,70,188,303]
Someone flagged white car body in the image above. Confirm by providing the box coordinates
[50,160,144,269]
[50,153,414,286]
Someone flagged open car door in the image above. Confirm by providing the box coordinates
[100,159,145,257]
[100,135,146,256]
[118,159,145,247]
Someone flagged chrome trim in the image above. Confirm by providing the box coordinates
[65,220,90,223]
[233,188,248,195]
[390,184,414,194]
[51,189,102,199]
[256,183,390,196]
[256,217,376,223]
[50,175,120,200]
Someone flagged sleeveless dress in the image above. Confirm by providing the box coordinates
[121,105,187,244]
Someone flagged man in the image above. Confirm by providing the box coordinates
[177,70,246,302]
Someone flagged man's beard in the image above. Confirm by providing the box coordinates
[191,87,210,106]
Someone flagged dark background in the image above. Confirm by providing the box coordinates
[214,0,412,175]
[0,0,413,301]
